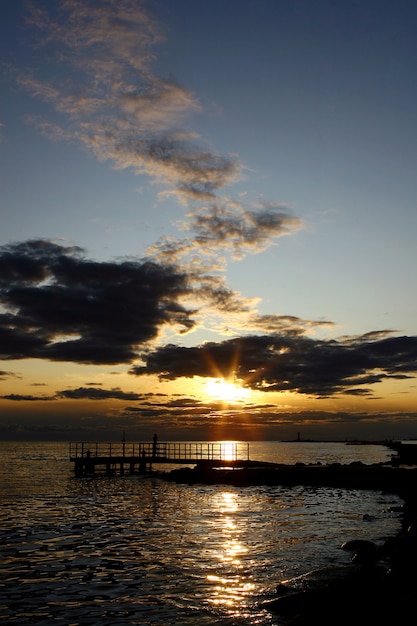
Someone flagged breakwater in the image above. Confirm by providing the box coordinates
[162,462,417,500]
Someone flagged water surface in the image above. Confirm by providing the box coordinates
[0,441,402,625]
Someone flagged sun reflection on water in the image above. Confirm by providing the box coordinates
[206,491,255,613]
[220,441,237,461]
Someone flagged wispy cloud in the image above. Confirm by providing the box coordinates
[20,0,240,202]
[191,202,302,257]
[15,0,301,263]
[8,0,307,350]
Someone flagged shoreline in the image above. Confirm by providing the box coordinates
[161,462,417,625]
[160,461,417,496]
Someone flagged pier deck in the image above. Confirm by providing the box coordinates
[69,441,251,476]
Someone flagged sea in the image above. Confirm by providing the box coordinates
[0,440,405,626]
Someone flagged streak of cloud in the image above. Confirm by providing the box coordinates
[20,0,240,202]
[1,394,55,401]
[56,387,142,400]
[14,0,301,264]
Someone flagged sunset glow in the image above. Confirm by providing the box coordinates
[204,378,251,403]
[0,0,416,442]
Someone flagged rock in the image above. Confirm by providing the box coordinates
[340,539,379,565]
[265,562,407,626]
[265,564,371,615]
[340,539,376,552]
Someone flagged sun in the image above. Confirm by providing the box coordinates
[204,377,251,403]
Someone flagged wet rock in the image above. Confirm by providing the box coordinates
[340,539,376,552]
[264,515,417,626]
[341,539,378,565]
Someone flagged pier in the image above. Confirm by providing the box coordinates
[69,440,251,476]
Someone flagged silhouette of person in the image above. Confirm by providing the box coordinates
[85,449,93,475]
[152,433,158,457]
[139,449,147,474]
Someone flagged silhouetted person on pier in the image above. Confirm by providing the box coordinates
[139,449,147,474]
[152,433,158,457]
[85,449,94,475]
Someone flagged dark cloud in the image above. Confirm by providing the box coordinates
[1,387,159,403]
[2,239,416,401]
[132,333,417,397]
[0,370,21,381]
[0,240,194,365]
[56,387,142,400]
[1,394,55,401]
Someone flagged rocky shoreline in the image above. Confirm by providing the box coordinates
[161,462,417,625]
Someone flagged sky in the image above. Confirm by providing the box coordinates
[0,0,416,442]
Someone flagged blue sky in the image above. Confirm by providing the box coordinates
[0,0,416,441]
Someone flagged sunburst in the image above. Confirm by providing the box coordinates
[204,377,251,403]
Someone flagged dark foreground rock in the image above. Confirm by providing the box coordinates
[260,469,417,626]
[263,523,417,625]
[265,570,416,625]
[162,462,417,625]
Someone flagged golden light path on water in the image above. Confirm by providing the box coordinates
[207,491,256,615]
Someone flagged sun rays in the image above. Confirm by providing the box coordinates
[204,377,251,403]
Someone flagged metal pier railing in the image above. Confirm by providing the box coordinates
[69,441,251,476]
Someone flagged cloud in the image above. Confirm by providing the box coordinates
[1,239,333,368]
[56,386,142,400]
[120,79,202,130]
[19,0,241,203]
[15,0,302,263]
[0,370,21,381]
[146,200,304,327]
[246,313,334,334]
[131,332,417,398]
[0,239,194,365]
[0,386,159,403]
[28,0,162,75]
[190,202,302,259]
[2,239,414,401]
[1,393,55,401]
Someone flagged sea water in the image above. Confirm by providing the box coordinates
[0,441,403,625]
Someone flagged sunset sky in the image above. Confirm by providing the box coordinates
[1,0,416,442]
